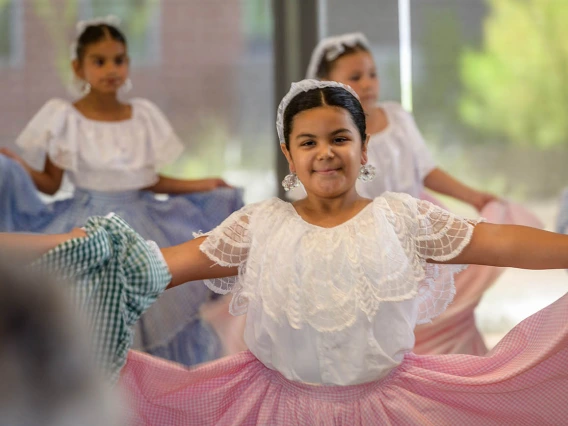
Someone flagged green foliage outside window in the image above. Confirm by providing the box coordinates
[460,0,568,149]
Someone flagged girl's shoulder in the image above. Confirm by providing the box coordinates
[229,197,291,228]
[23,98,74,133]
[129,98,164,115]
[128,98,172,127]
[376,102,421,136]
[34,98,74,117]
[378,101,412,120]
[201,197,283,242]
[240,197,285,218]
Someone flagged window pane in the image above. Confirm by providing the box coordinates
[411,2,566,346]
[0,0,276,204]
[0,1,12,59]
[80,0,161,66]
[320,0,401,101]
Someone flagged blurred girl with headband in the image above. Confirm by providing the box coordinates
[0,16,244,367]
[304,32,543,356]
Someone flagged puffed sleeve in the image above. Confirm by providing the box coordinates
[131,98,185,170]
[16,98,78,171]
[381,192,481,324]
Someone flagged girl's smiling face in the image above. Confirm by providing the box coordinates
[281,105,369,200]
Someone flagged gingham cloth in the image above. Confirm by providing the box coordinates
[34,214,172,383]
[0,154,243,367]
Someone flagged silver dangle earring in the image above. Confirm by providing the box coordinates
[119,78,133,94]
[82,81,91,95]
[69,75,90,98]
[358,164,376,182]
[282,173,300,191]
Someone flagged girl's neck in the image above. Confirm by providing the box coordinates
[79,91,123,110]
[74,91,131,121]
[295,189,369,221]
[364,105,389,135]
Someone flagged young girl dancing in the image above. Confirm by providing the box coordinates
[6,80,568,425]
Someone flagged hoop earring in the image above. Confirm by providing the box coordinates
[282,173,300,191]
[358,164,376,182]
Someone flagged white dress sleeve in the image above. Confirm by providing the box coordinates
[131,98,184,170]
[195,202,259,315]
[15,98,76,171]
[381,192,480,324]
[392,104,437,180]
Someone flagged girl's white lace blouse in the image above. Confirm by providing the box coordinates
[16,98,183,192]
[198,193,478,385]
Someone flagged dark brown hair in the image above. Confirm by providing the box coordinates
[282,87,366,149]
[75,24,127,62]
[315,43,369,79]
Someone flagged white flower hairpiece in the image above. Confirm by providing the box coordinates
[276,79,360,145]
[306,32,370,79]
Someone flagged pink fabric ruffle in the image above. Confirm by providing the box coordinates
[121,289,568,425]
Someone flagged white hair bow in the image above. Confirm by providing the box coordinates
[306,32,370,79]
[70,15,122,60]
[276,79,360,145]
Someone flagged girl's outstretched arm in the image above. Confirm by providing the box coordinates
[162,237,238,289]
[0,228,86,263]
[0,148,64,195]
[145,175,231,194]
[0,231,240,287]
[423,168,497,212]
[440,223,568,269]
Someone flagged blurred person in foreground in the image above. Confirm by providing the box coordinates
[0,255,120,426]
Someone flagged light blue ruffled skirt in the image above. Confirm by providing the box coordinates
[0,155,244,365]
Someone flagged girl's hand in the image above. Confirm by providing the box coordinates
[0,229,86,262]
[469,191,499,212]
[147,176,233,194]
[199,178,232,192]
[66,227,87,241]
[0,147,27,168]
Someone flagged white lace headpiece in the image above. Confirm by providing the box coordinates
[306,32,371,79]
[276,79,360,145]
[70,15,122,60]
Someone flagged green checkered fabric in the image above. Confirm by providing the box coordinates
[34,214,172,383]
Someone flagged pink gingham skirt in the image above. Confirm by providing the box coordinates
[121,290,568,425]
